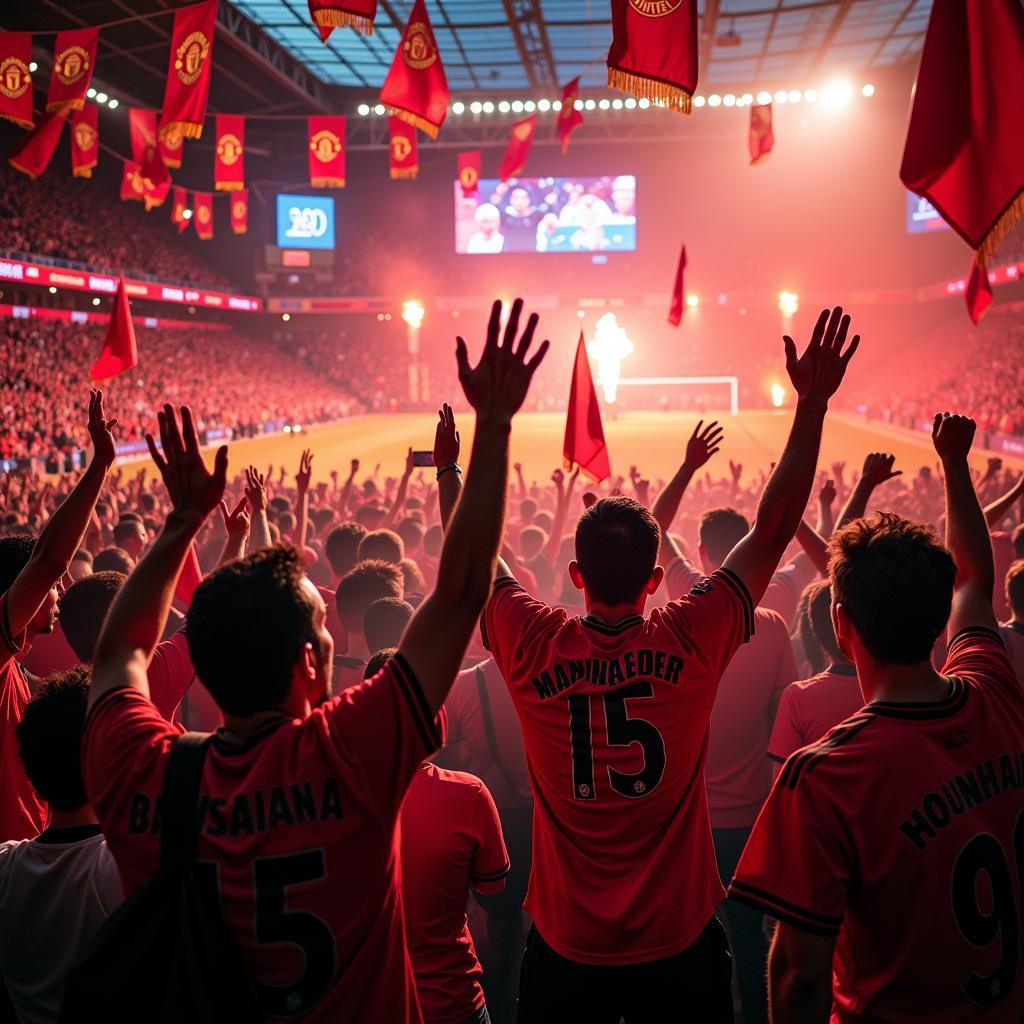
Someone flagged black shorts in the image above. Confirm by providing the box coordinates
[516,915,733,1024]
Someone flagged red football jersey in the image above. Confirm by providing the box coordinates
[83,653,443,1023]
[731,629,1024,1023]
[767,665,863,766]
[0,594,47,842]
[483,568,754,965]
[400,762,509,1024]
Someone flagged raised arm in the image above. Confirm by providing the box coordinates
[983,472,1024,529]
[934,414,997,636]
[723,307,859,606]
[816,478,836,537]
[6,391,117,637]
[835,453,901,531]
[216,496,250,567]
[244,465,272,552]
[293,448,313,546]
[90,405,226,711]
[543,466,579,564]
[338,458,358,517]
[433,402,463,530]
[399,298,548,713]
[382,449,414,528]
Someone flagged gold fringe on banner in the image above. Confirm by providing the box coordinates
[73,164,95,179]
[1,114,35,131]
[160,121,203,141]
[386,105,440,140]
[9,158,40,179]
[978,190,1024,266]
[314,10,375,35]
[310,176,346,188]
[232,225,247,235]
[215,181,245,191]
[390,167,418,180]
[46,98,85,115]
[607,67,693,114]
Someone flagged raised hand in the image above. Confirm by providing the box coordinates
[684,420,724,471]
[552,468,565,490]
[456,298,550,423]
[350,458,360,477]
[818,479,837,505]
[219,496,250,537]
[729,459,743,485]
[433,403,461,469]
[88,389,119,469]
[145,404,227,522]
[404,447,415,477]
[861,452,902,488]
[244,465,267,512]
[783,306,860,406]
[932,413,977,462]
[295,449,313,493]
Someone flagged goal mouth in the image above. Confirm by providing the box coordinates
[593,376,739,415]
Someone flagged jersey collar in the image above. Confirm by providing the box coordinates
[865,677,968,719]
[580,614,645,636]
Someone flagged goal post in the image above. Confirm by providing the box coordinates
[596,376,740,416]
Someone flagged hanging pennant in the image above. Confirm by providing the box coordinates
[0,32,35,130]
[457,151,480,198]
[557,78,584,153]
[120,160,147,202]
[308,115,346,187]
[388,117,418,179]
[230,189,248,234]
[159,126,184,170]
[499,115,537,182]
[308,0,376,40]
[171,186,190,233]
[71,104,99,178]
[46,27,99,114]
[159,0,217,140]
[193,191,214,239]
[214,114,245,190]
[9,113,65,179]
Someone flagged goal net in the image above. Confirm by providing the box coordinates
[595,376,739,415]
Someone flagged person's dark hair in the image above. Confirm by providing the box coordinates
[188,546,318,716]
[396,518,424,554]
[520,525,547,560]
[793,582,827,677]
[334,559,404,632]
[399,558,425,597]
[423,524,442,558]
[829,512,956,665]
[118,512,143,524]
[699,507,750,566]
[113,519,146,547]
[806,579,846,665]
[72,548,93,567]
[1012,524,1024,562]
[533,511,554,535]
[268,496,291,516]
[574,497,660,606]
[355,504,385,530]
[364,647,397,680]
[278,511,297,537]
[15,665,91,811]
[140,493,157,514]
[1005,559,1024,619]
[60,571,127,662]
[324,522,367,577]
[0,533,36,595]
[519,498,537,524]
[92,547,134,574]
[357,529,404,565]
[364,598,414,654]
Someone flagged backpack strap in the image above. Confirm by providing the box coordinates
[159,731,211,865]
[475,665,518,798]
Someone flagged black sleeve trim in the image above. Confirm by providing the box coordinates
[472,862,511,882]
[766,751,786,764]
[728,889,841,937]
[729,879,842,931]
[712,567,755,641]
[481,575,524,652]
[390,651,441,752]
[492,575,521,595]
[949,626,1006,650]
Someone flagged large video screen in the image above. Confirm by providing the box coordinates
[455,176,637,255]
[905,192,948,235]
[276,194,336,250]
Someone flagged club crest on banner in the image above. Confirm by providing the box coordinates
[217,133,243,165]
[197,204,211,225]
[403,23,438,69]
[459,164,478,190]
[129,169,146,195]
[74,121,97,151]
[390,135,412,161]
[232,199,245,219]
[513,121,533,141]
[0,57,30,99]
[310,129,342,163]
[175,30,210,85]
[53,46,91,85]
[629,0,683,15]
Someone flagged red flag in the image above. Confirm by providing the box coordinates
[230,189,248,234]
[667,244,686,326]
[46,28,99,114]
[159,0,217,141]
[91,276,138,381]
[159,127,184,170]
[607,0,698,113]
[457,151,480,198]
[557,78,584,153]
[193,191,214,239]
[388,116,418,179]
[120,160,146,202]
[9,113,65,179]
[900,0,1024,262]
[175,544,203,608]
[308,115,346,187]
[0,33,35,130]
[564,332,611,484]
[129,109,171,211]
[379,0,449,139]
[71,104,98,178]
[171,186,190,233]
[749,103,773,165]
[214,113,245,191]
[965,258,993,325]
[308,0,376,39]
[499,115,537,182]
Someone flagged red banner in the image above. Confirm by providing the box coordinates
[900,0,1024,261]
[668,243,686,326]
[120,160,147,202]
[193,191,214,239]
[46,27,99,114]
[388,117,418,179]
[71,105,98,178]
[91,276,139,382]
[171,186,189,233]
[9,113,65,179]
[308,0,376,39]
[557,78,584,153]
[214,113,245,191]
[159,0,217,141]
[129,108,171,209]
[607,0,698,113]
[966,258,993,325]
[457,151,480,198]
[748,103,773,165]
[159,127,184,170]
[230,189,248,234]
[379,0,449,139]
[308,115,346,187]
[564,332,611,483]
[0,32,35,130]
[499,115,537,182]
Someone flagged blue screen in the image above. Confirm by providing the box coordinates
[905,192,948,235]
[276,194,336,250]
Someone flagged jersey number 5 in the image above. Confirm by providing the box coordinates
[567,681,666,800]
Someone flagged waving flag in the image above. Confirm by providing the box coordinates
[564,332,611,484]
[499,115,537,182]
[46,28,99,114]
[965,259,993,325]
[668,244,686,327]
[91,277,138,381]
[9,113,65,179]
[380,0,449,139]
[557,78,584,153]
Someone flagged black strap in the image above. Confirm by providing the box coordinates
[159,731,211,864]
[476,665,518,797]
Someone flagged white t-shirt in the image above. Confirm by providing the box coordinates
[0,825,123,1024]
